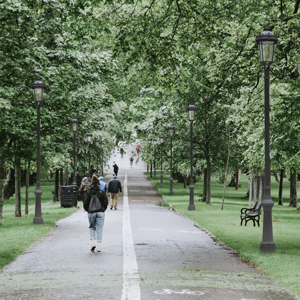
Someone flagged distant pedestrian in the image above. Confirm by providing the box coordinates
[129,156,134,167]
[99,176,108,193]
[78,177,91,201]
[108,174,122,210]
[84,175,108,252]
[113,163,119,177]
[120,148,124,158]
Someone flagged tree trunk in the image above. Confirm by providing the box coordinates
[4,168,15,199]
[15,147,21,218]
[183,175,187,189]
[55,169,59,200]
[60,168,63,186]
[206,160,211,204]
[221,130,230,210]
[278,168,284,205]
[150,161,152,178]
[203,168,207,202]
[259,173,264,203]
[234,170,239,190]
[0,156,6,225]
[253,175,257,204]
[289,168,298,207]
[25,160,30,215]
[248,177,252,208]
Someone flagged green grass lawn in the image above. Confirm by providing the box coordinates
[0,179,79,269]
[147,171,300,299]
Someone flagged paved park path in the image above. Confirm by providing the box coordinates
[0,143,296,300]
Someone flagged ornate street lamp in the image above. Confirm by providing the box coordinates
[101,141,104,176]
[159,135,164,187]
[71,119,78,186]
[168,125,175,195]
[153,138,157,179]
[96,139,99,175]
[87,133,92,180]
[187,104,196,211]
[256,26,278,253]
[32,68,46,224]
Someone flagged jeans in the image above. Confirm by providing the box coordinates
[88,212,105,242]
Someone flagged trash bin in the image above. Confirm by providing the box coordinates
[60,185,78,208]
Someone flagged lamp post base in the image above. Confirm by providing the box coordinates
[160,174,163,187]
[33,217,43,224]
[188,183,195,211]
[260,241,276,253]
[169,177,174,195]
[188,205,196,211]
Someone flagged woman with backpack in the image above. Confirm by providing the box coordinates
[84,175,108,252]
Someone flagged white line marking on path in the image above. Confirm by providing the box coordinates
[121,173,141,300]
[178,230,202,234]
[138,228,161,231]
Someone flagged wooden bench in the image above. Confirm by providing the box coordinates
[240,202,261,227]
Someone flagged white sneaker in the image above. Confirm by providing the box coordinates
[91,245,96,251]
[97,247,101,252]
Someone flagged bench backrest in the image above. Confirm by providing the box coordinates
[251,202,261,214]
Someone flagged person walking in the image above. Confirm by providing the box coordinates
[120,147,124,158]
[129,156,134,167]
[99,176,108,193]
[78,177,91,201]
[84,175,108,252]
[108,174,122,210]
[113,163,119,177]
[136,145,140,156]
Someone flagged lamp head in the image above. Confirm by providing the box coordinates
[71,119,78,132]
[159,135,164,143]
[256,26,278,65]
[168,125,175,137]
[187,104,196,121]
[87,133,92,143]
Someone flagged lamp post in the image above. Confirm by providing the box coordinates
[96,139,99,175]
[256,26,278,253]
[187,104,196,211]
[153,138,157,179]
[168,125,175,195]
[87,133,92,180]
[101,141,104,176]
[71,119,78,186]
[159,135,164,187]
[32,68,46,224]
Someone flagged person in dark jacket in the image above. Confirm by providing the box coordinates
[84,175,108,252]
[112,163,119,177]
[107,174,122,210]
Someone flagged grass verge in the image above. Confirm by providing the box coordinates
[0,179,79,269]
[147,171,300,299]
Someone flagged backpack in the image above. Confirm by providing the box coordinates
[88,190,102,213]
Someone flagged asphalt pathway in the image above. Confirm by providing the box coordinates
[0,143,296,299]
